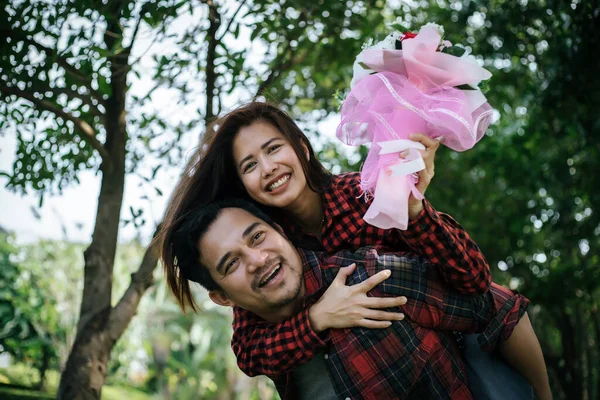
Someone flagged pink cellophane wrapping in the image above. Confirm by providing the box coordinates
[337,71,493,229]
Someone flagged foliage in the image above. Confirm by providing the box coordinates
[1,0,598,399]
[0,233,65,389]
[321,2,599,399]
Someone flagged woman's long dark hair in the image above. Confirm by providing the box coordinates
[158,102,332,311]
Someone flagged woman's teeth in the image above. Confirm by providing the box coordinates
[268,174,290,192]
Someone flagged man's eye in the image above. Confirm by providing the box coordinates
[252,231,264,242]
[225,258,238,274]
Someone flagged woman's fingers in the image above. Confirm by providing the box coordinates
[357,319,393,329]
[357,269,391,292]
[362,309,405,321]
[333,263,357,284]
[365,296,407,308]
[410,132,440,151]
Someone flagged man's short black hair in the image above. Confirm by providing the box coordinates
[170,198,279,293]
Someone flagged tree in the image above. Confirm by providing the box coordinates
[0,0,390,398]
[366,2,599,399]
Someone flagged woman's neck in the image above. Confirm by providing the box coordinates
[284,188,323,235]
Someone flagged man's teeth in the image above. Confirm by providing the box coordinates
[268,175,290,191]
[260,265,281,287]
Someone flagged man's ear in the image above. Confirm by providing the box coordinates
[208,290,234,307]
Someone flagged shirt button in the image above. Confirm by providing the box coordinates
[324,354,329,360]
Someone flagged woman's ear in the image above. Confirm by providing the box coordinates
[301,140,310,161]
[209,290,234,307]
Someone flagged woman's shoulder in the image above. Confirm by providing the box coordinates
[330,172,362,193]
[326,172,370,213]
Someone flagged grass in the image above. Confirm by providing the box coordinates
[0,364,153,400]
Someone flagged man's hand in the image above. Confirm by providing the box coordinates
[402,133,441,219]
[308,263,407,333]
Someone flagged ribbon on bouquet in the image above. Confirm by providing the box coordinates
[337,71,492,230]
[363,140,426,230]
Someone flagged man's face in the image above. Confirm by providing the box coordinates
[199,208,305,321]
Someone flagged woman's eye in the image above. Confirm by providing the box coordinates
[242,161,257,173]
[268,144,281,153]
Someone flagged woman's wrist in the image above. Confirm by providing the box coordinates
[408,200,424,220]
[308,303,327,333]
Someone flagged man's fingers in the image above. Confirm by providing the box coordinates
[357,269,391,291]
[334,263,357,284]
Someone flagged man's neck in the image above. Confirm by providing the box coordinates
[257,292,306,324]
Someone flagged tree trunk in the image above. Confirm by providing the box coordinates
[58,9,131,398]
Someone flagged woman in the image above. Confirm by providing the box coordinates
[159,102,550,400]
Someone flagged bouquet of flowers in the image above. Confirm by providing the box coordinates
[336,23,493,230]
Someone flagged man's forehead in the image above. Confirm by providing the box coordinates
[205,207,266,245]
[218,207,264,228]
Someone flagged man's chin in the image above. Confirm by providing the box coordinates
[266,283,303,309]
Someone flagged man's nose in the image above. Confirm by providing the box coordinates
[246,248,269,273]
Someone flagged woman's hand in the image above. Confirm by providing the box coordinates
[308,263,407,333]
[403,133,441,219]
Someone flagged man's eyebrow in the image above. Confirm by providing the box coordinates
[215,222,262,275]
[237,138,281,169]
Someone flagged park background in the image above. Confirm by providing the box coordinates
[0,0,598,399]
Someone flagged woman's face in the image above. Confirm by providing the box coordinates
[232,120,310,210]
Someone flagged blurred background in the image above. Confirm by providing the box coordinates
[0,0,598,399]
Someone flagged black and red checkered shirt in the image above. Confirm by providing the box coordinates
[231,247,528,400]
[231,172,497,398]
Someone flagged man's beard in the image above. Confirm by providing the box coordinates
[266,275,303,309]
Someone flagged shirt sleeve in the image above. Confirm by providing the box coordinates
[357,251,529,351]
[400,199,492,295]
[231,305,330,377]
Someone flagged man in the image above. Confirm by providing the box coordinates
[167,199,531,400]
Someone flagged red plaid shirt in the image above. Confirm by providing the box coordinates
[231,248,528,400]
[232,173,496,398]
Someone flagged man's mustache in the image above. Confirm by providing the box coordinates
[252,257,283,291]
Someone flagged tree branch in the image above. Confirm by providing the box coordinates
[108,231,159,340]
[28,83,104,118]
[1,85,111,163]
[2,28,106,104]
[202,0,221,123]
[217,0,247,42]
[126,4,146,52]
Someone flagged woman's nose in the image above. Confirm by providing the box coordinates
[261,157,277,178]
